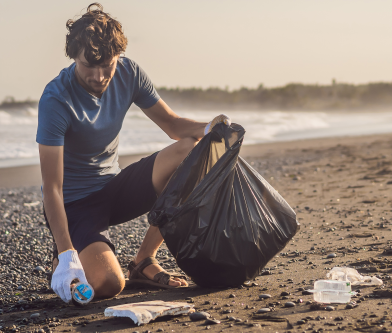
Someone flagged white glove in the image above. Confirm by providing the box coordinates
[51,249,88,303]
[204,114,231,136]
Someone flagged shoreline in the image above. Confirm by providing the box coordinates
[1,132,392,189]
[2,129,392,331]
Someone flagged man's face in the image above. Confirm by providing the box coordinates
[74,51,119,98]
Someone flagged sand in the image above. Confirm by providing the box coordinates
[2,133,392,333]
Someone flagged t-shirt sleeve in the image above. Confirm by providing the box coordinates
[36,93,69,146]
[133,63,161,109]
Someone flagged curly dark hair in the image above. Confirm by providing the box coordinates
[65,3,128,64]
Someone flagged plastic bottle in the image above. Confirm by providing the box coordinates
[309,280,356,304]
[71,280,94,306]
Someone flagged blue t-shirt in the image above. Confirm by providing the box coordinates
[36,57,160,204]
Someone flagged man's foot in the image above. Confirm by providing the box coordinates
[127,256,188,287]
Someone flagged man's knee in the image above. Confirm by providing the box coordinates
[80,242,126,299]
[90,271,125,299]
[176,137,198,156]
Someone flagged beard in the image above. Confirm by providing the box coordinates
[88,81,109,94]
[75,67,110,97]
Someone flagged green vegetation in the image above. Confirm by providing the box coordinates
[3,81,392,110]
[0,96,37,110]
[158,82,392,110]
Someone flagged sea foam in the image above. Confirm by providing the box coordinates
[1,107,392,168]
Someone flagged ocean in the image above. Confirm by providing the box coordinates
[1,107,392,168]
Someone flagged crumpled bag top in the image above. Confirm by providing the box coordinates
[326,266,383,286]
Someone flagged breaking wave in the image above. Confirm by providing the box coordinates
[1,107,392,168]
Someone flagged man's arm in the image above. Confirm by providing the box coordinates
[142,99,207,141]
[39,144,74,253]
[39,144,88,303]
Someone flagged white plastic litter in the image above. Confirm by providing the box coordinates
[308,280,356,303]
[23,201,41,207]
[104,300,195,326]
[327,266,383,286]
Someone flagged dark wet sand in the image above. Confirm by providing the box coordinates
[2,133,392,333]
[0,154,148,189]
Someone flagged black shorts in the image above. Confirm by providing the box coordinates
[44,152,158,255]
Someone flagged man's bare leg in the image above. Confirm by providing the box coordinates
[129,137,198,287]
[79,242,125,297]
[52,242,125,298]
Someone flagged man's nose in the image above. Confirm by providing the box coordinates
[93,67,104,82]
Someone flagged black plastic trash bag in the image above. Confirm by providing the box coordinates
[148,123,299,287]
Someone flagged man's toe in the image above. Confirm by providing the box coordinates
[168,279,182,287]
[173,277,188,287]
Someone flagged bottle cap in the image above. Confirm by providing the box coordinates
[72,282,94,306]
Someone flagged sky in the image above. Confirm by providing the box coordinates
[0,0,391,102]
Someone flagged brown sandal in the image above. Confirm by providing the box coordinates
[126,257,188,289]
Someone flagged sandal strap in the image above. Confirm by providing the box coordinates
[134,257,159,272]
[128,257,159,280]
[127,256,188,285]
[153,271,188,285]
[127,259,136,272]
[153,271,171,285]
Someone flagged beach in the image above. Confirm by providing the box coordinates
[1,132,392,332]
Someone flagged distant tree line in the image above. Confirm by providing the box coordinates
[157,82,392,110]
[2,81,392,110]
[0,96,37,110]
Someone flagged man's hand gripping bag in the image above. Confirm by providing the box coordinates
[148,123,299,287]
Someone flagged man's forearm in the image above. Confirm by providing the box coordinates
[170,117,207,141]
[141,100,206,141]
[43,189,74,253]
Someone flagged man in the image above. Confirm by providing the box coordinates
[37,3,230,303]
